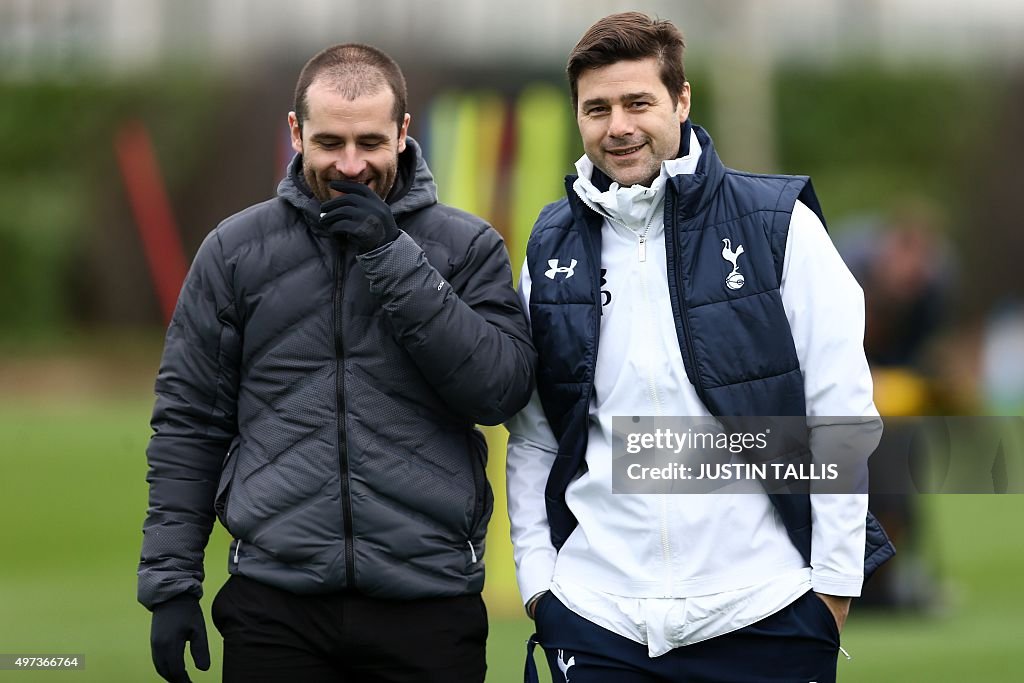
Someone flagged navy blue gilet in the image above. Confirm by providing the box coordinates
[525,123,894,580]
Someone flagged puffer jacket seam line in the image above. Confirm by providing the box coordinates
[701,367,802,391]
[369,486,475,537]
[236,370,333,425]
[241,308,326,371]
[237,423,335,486]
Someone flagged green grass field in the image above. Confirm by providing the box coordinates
[1,398,1022,681]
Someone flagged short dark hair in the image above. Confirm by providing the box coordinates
[567,12,686,112]
[293,43,407,130]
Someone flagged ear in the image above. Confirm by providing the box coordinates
[397,113,411,153]
[676,82,691,123]
[288,112,303,154]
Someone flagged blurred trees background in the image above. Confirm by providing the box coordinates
[0,59,1017,337]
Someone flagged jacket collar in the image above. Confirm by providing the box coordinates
[566,121,724,225]
[670,123,725,220]
[571,122,701,232]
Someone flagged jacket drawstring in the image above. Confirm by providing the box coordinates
[524,634,541,683]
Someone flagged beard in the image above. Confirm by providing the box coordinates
[597,136,663,187]
[600,155,662,188]
[301,156,398,203]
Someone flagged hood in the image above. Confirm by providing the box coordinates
[277,136,438,229]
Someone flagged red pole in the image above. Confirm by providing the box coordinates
[115,120,189,325]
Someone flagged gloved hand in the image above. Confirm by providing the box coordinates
[319,180,400,253]
[150,594,210,683]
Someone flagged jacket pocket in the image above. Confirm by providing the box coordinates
[807,591,842,644]
[214,444,240,529]
[466,429,493,540]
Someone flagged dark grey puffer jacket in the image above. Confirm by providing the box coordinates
[138,138,536,609]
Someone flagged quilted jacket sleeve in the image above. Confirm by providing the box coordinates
[357,222,536,426]
[137,231,241,610]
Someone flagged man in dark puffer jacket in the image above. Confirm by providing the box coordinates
[138,43,535,683]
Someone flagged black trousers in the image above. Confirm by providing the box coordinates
[527,591,841,683]
[211,575,487,683]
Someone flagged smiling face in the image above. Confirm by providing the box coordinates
[575,57,690,187]
[288,78,410,202]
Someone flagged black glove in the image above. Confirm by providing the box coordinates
[150,595,210,683]
[319,180,400,253]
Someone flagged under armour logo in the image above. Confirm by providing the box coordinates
[721,238,746,290]
[556,649,575,682]
[600,268,612,310]
[545,259,577,280]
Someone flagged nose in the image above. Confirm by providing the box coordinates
[334,149,367,179]
[607,106,634,139]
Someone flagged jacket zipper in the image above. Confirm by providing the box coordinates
[334,249,356,588]
[636,224,673,593]
[579,185,679,590]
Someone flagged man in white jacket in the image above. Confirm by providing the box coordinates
[507,12,890,683]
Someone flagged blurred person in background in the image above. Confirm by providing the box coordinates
[840,204,954,370]
[838,203,957,611]
[507,12,893,683]
[138,43,535,683]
